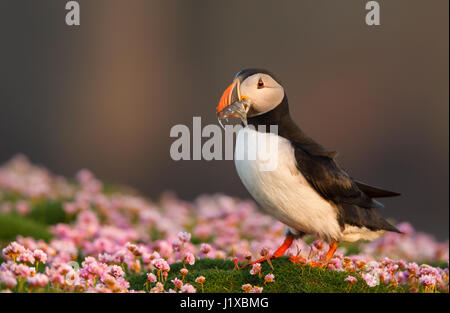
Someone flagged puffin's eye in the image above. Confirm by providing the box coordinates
[257,79,264,89]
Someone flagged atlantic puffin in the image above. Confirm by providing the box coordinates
[217,68,401,267]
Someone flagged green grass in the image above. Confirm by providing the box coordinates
[0,213,53,242]
[27,198,70,225]
[127,257,412,293]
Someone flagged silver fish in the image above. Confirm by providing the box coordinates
[217,99,250,128]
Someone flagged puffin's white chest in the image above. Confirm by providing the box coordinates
[234,127,342,241]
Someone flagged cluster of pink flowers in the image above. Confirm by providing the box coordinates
[0,155,448,293]
[338,256,448,292]
[241,283,263,293]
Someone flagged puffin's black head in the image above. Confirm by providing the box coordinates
[217,69,285,119]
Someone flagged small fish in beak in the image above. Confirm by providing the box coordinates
[217,99,251,128]
[217,78,251,128]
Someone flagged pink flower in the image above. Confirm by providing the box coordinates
[250,286,263,293]
[172,239,181,252]
[171,277,183,289]
[184,252,195,266]
[151,251,161,260]
[80,257,108,280]
[180,268,189,276]
[180,283,196,293]
[0,271,17,288]
[17,250,35,264]
[362,273,379,287]
[125,242,138,253]
[27,273,49,288]
[397,222,414,235]
[177,232,191,243]
[33,249,47,264]
[313,240,324,251]
[10,263,36,279]
[150,282,164,293]
[151,258,170,272]
[250,263,262,275]
[242,283,252,292]
[264,274,275,283]
[419,274,436,286]
[344,276,357,284]
[195,276,206,284]
[2,242,26,260]
[407,262,419,275]
[16,201,31,216]
[108,265,124,278]
[260,247,270,256]
[200,243,211,255]
[147,273,157,283]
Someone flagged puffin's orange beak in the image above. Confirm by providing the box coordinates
[217,79,241,115]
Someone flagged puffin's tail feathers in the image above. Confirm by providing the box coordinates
[339,204,402,234]
[355,181,401,198]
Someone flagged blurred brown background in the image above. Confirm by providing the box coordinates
[0,1,448,239]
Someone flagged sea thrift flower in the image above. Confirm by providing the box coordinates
[195,275,206,292]
[125,242,138,253]
[150,251,161,260]
[407,263,419,275]
[242,283,252,293]
[147,273,157,283]
[150,282,164,293]
[108,265,124,278]
[171,278,183,289]
[172,239,182,252]
[215,251,226,259]
[362,273,379,287]
[419,275,437,287]
[17,250,35,264]
[178,232,191,243]
[11,263,36,279]
[33,249,47,265]
[345,276,357,284]
[250,286,263,293]
[16,201,31,216]
[180,268,189,276]
[264,274,275,283]
[27,273,49,288]
[250,263,262,276]
[184,252,195,266]
[151,258,170,272]
[180,283,196,293]
[0,271,17,289]
[313,240,324,251]
[2,242,26,261]
[200,243,211,255]
[260,247,270,257]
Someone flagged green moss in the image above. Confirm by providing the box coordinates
[0,213,53,241]
[28,198,71,225]
[128,257,412,293]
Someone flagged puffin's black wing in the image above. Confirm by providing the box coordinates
[292,139,401,233]
[293,144,383,209]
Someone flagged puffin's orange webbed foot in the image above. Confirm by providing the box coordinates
[242,236,295,269]
[289,256,307,264]
[307,261,325,268]
[243,255,274,270]
[232,257,240,271]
